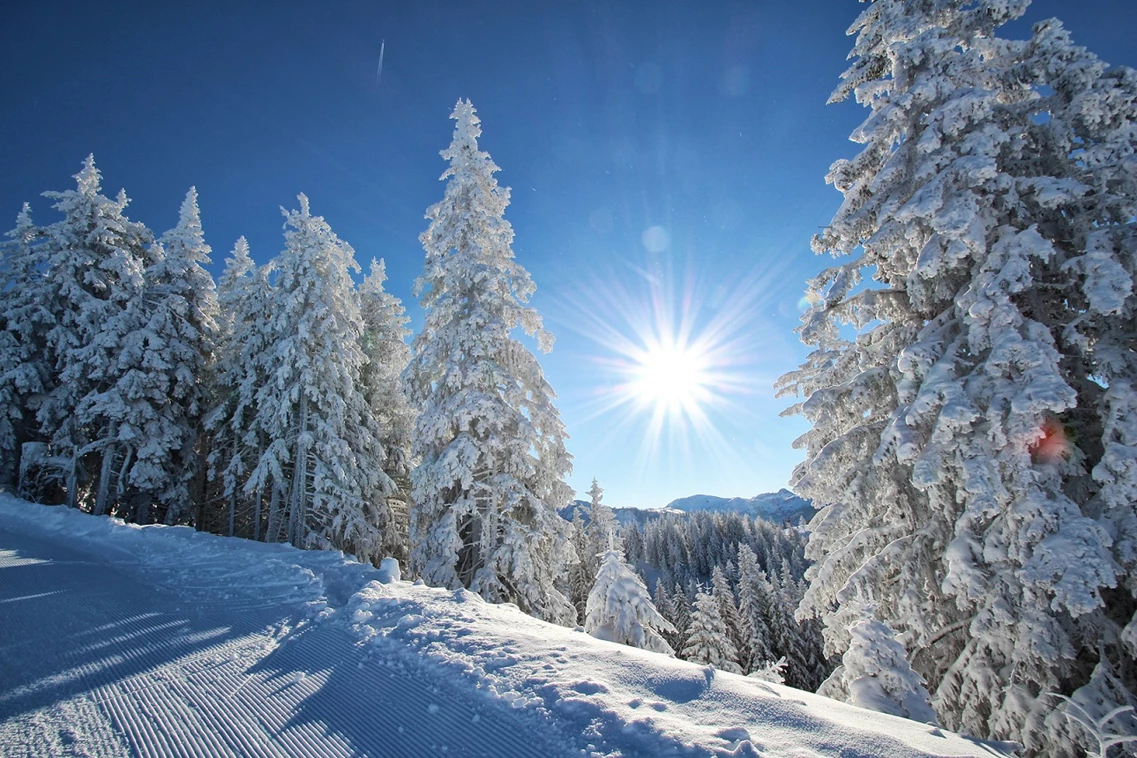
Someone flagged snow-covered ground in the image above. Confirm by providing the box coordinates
[0,495,1014,757]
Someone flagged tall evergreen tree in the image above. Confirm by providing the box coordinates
[711,564,748,672]
[245,194,394,561]
[123,187,217,523]
[736,544,775,673]
[359,257,414,562]
[566,508,594,624]
[776,2,1137,753]
[670,582,692,651]
[405,99,575,624]
[38,155,152,513]
[0,204,50,490]
[205,237,266,538]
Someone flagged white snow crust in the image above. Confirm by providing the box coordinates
[0,496,1016,757]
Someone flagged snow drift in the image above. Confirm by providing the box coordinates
[0,495,1015,757]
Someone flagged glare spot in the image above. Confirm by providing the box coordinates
[635,63,662,94]
[1032,418,1070,464]
[642,226,670,253]
[797,296,811,312]
[719,66,750,97]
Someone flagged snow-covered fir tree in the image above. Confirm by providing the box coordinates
[736,543,776,673]
[776,2,1137,753]
[245,194,394,561]
[205,236,267,538]
[820,611,938,725]
[566,507,594,624]
[651,581,679,649]
[405,99,576,624]
[358,257,415,562]
[585,547,675,654]
[37,156,153,513]
[669,581,692,651]
[0,204,50,491]
[121,187,217,524]
[711,564,747,672]
[566,477,619,622]
[682,589,742,674]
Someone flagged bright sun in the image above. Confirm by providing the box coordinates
[563,264,766,466]
[629,341,711,414]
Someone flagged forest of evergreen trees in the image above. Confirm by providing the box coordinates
[611,506,831,690]
[2,0,1137,754]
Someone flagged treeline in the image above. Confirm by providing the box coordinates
[0,157,413,565]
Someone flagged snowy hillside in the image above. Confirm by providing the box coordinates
[0,496,1013,758]
[665,490,815,525]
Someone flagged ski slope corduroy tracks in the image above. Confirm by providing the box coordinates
[0,496,1015,758]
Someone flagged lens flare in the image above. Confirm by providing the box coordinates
[1031,418,1070,464]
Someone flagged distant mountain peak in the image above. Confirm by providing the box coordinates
[664,490,815,524]
[561,489,815,527]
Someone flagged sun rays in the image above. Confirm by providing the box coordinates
[555,259,775,477]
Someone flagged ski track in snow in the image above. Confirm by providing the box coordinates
[0,497,1015,757]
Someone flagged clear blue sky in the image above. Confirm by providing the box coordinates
[2,1,1134,508]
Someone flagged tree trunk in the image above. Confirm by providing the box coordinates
[93,425,119,516]
[287,394,310,550]
[266,484,281,543]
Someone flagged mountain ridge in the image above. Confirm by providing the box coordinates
[563,488,815,527]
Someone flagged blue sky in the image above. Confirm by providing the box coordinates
[2,1,1134,508]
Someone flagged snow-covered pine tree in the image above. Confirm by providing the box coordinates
[122,187,217,524]
[767,560,828,691]
[38,155,152,513]
[205,237,282,540]
[670,582,692,650]
[681,589,742,674]
[358,257,415,562]
[405,99,576,624]
[820,612,938,725]
[0,204,51,490]
[567,508,594,624]
[205,237,259,537]
[585,548,675,654]
[736,543,775,673]
[245,194,394,561]
[568,477,619,620]
[652,580,676,645]
[711,564,748,672]
[776,2,1137,753]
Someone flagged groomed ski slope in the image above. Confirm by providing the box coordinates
[0,496,1015,758]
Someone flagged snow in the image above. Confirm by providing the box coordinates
[0,496,1016,757]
